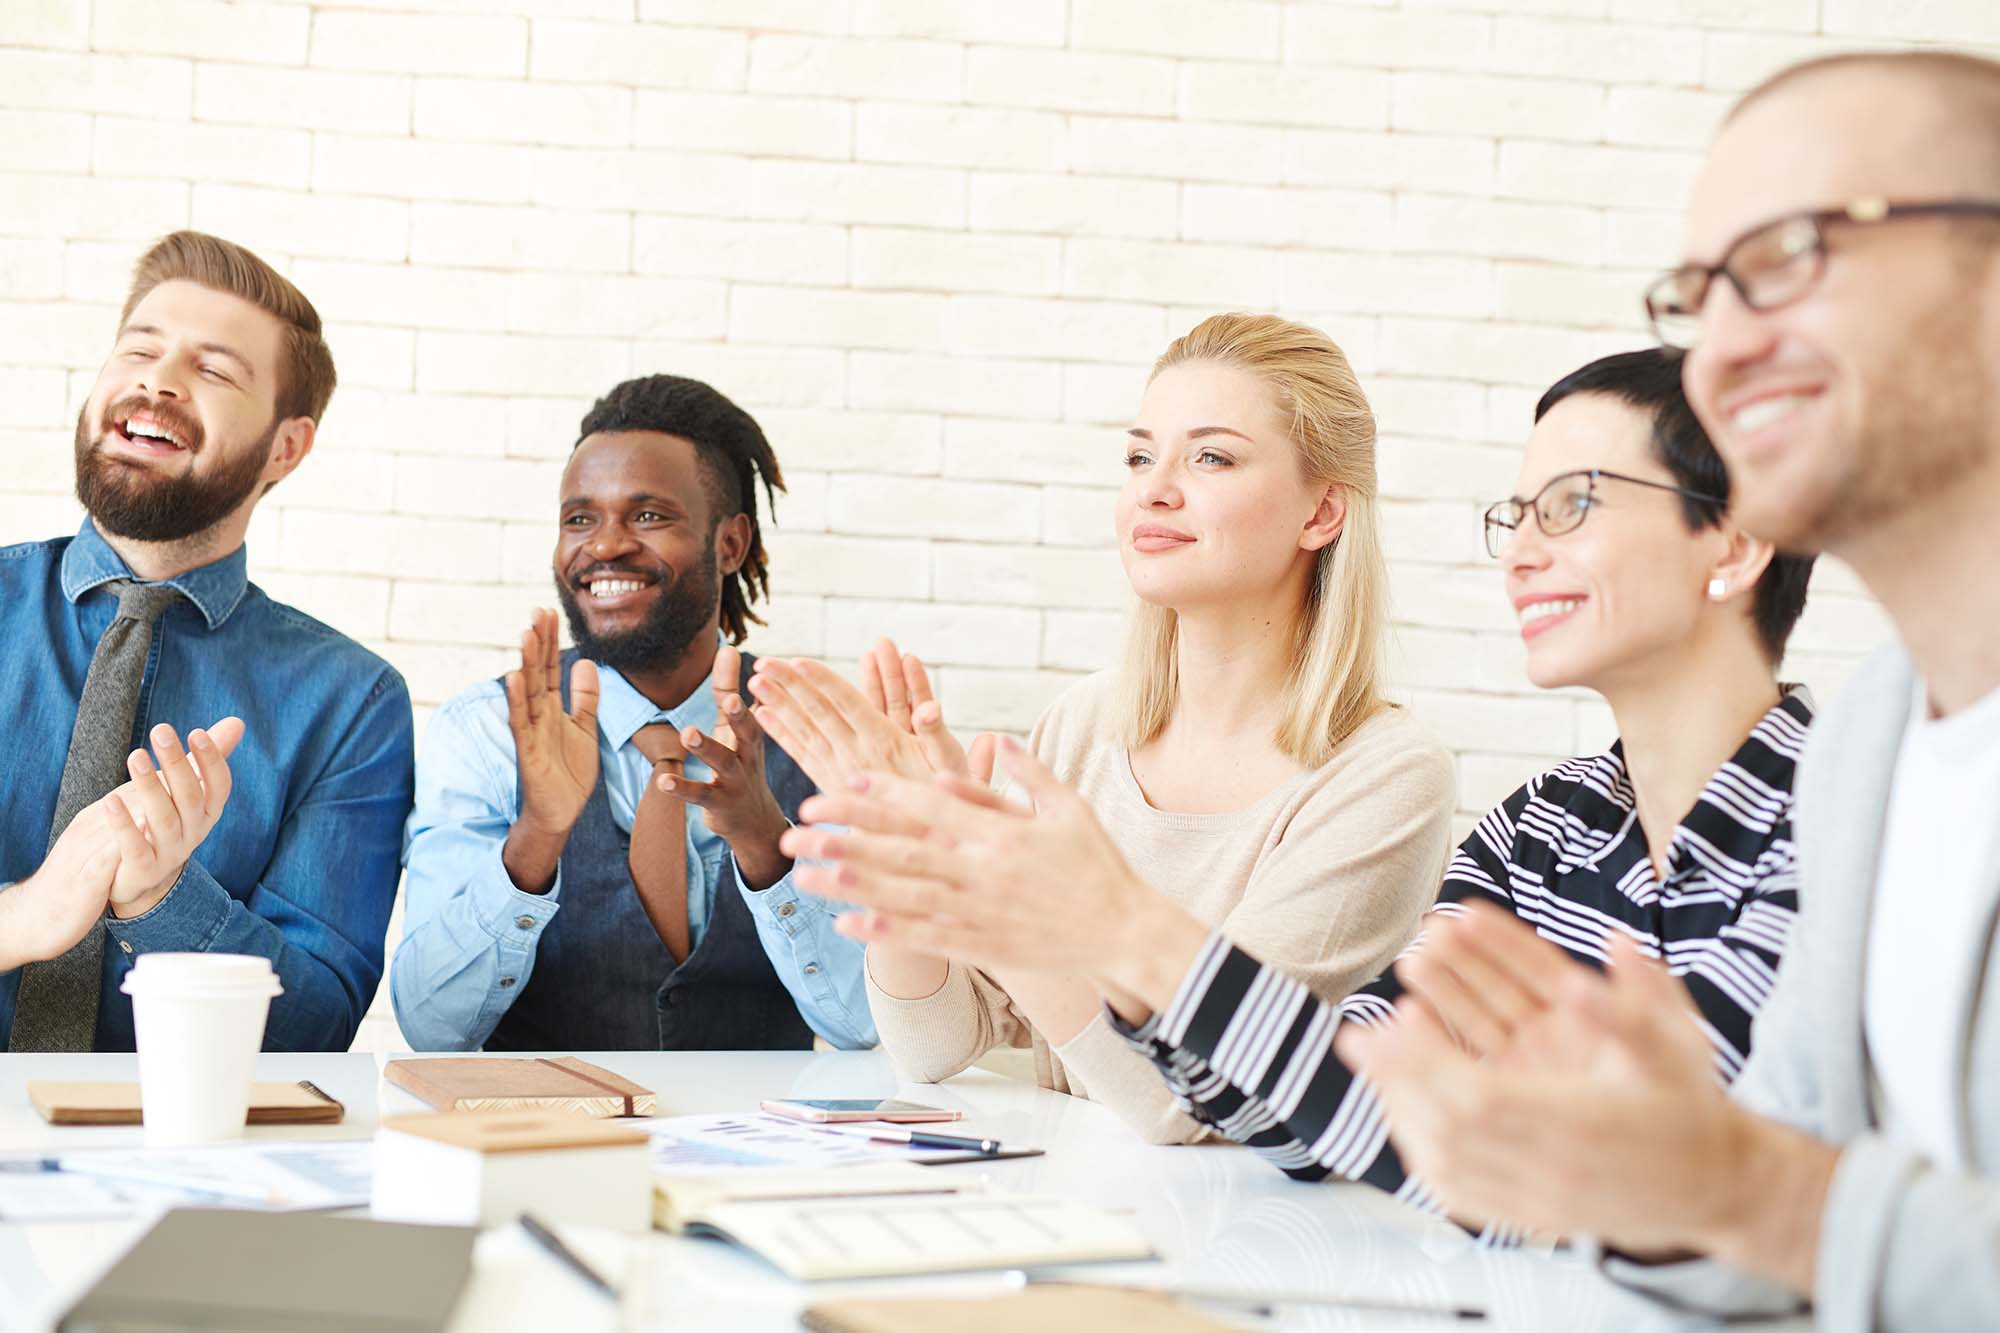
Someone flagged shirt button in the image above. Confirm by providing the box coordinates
[118,940,133,954]
[803,963,819,976]
[498,976,516,989]
[777,902,796,919]
[514,915,534,930]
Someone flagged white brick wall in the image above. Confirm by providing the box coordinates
[2,1,1974,1052]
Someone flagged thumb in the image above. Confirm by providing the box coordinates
[993,736,1074,814]
[1605,933,1711,1065]
[968,732,997,786]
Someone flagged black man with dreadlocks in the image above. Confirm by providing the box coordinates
[394,376,873,1052]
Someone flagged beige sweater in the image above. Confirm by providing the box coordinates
[865,670,1457,1144]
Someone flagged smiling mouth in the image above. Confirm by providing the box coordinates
[1518,597,1585,638]
[1727,391,1818,436]
[575,571,660,604]
[109,409,193,454]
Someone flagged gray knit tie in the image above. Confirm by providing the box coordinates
[10,580,183,1052]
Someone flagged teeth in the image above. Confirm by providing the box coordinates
[588,579,646,598]
[1520,598,1583,624]
[1729,393,1811,434]
[123,416,182,447]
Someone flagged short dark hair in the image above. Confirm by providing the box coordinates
[1534,348,1814,664]
[575,374,785,644]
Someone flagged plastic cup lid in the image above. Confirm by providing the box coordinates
[121,952,282,996]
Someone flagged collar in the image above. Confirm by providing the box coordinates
[58,519,249,631]
[596,662,719,752]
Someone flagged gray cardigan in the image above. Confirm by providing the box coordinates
[1599,644,2000,1331]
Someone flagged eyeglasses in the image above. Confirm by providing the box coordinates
[1482,468,1725,559]
[1643,196,2000,349]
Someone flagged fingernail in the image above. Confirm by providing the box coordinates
[688,735,702,748]
[658,775,675,791]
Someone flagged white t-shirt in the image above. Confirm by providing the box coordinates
[1865,678,2000,1168]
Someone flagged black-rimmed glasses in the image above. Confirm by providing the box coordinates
[1482,468,1725,558]
[1644,196,2000,349]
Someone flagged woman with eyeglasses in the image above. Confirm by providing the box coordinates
[779,347,1819,1222]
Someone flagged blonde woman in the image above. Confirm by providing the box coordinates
[750,314,1456,1143]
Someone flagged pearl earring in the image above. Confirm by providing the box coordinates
[1707,577,1728,600]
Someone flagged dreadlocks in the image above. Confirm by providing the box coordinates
[575,375,785,643]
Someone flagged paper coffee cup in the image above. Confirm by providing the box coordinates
[121,953,283,1147]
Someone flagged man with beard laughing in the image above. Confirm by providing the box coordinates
[0,231,414,1052]
[395,375,872,1052]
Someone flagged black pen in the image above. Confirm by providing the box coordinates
[812,1123,1008,1155]
[517,1212,619,1302]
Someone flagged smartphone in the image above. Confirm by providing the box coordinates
[759,1098,964,1124]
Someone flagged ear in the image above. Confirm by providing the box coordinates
[260,416,316,487]
[1300,483,1347,553]
[1704,523,1776,607]
[714,511,752,576]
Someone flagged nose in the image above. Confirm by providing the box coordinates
[1134,460,1183,510]
[1502,512,1552,579]
[1686,278,1779,401]
[588,524,640,562]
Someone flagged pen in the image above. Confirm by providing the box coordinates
[810,1123,1008,1155]
[1055,1280,1485,1322]
[518,1212,619,1302]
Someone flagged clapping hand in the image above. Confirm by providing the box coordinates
[856,639,996,785]
[657,644,792,889]
[103,718,247,916]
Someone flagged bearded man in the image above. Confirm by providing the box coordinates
[0,230,413,1052]
[395,375,871,1052]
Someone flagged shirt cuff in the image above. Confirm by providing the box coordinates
[733,858,818,936]
[104,859,234,953]
[469,846,560,943]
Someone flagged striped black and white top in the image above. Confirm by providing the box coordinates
[1114,689,1814,1237]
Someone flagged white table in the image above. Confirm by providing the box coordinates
[0,1050,1733,1331]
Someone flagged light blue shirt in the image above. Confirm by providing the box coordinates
[393,662,873,1051]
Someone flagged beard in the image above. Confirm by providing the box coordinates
[555,531,721,674]
[74,395,275,544]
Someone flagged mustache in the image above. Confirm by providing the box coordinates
[99,393,204,453]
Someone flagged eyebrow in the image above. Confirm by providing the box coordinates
[1125,426,1254,442]
[118,324,258,381]
[560,492,685,509]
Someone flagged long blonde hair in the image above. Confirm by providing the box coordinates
[1115,313,1390,768]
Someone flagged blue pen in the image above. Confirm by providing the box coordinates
[814,1124,1008,1155]
[0,1158,62,1173]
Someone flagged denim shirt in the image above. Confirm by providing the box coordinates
[393,661,874,1051]
[0,521,415,1051]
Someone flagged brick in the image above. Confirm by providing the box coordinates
[0,51,192,115]
[1785,590,1894,656]
[1410,687,1577,754]
[1063,361,1151,427]
[502,396,593,460]
[313,133,534,205]
[1,0,88,48]
[1287,7,1493,72]
[1493,262,1651,331]
[7,176,187,249]
[416,78,631,148]
[277,510,502,583]
[416,332,630,398]
[1606,85,1733,150]
[933,543,1127,610]
[943,418,1124,487]
[1068,116,1283,186]
[1701,32,1847,93]
[761,531,931,598]
[849,352,1064,419]
[1498,140,1702,210]
[1071,0,1282,61]
[1377,438,1527,503]
[194,63,411,135]
[1390,561,1514,632]
[928,667,1076,732]
[385,643,516,712]
[1039,484,1119,546]
[823,599,1042,669]
[829,475,1040,541]
[319,388,514,459]
[1177,60,1389,131]
[389,579,544,648]
[530,19,747,89]
[739,594,826,656]
[0,367,68,429]
[311,11,527,77]
[1401,0,1613,15]
[1065,238,1277,307]
[1365,377,1490,443]
[758,408,943,475]
[1284,129,1495,196]
[1460,752,1562,814]
[1612,0,1815,27]
[1386,626,1483,692]
[5,427,74,493]
[300,0,627,15]
[0,301,112,367]
[395,454,561,521]
[93,116,308,189]
[771,469,829,532]
[639,0,847,32]
[1281,252,1493,318]
[496,520,558,585]
[634,90,851,159]
[748,35,961,103]
[93,0,306,63]
[947,296,1161,363]
[969,172,1180,240]
[965,47,1177,117]
[1041,609,1124,672]
[630,341,845,409]
[1606,209,1685,269]
[1822,0,2000,43]
[0,110,88,173]
[412,203,628,273]
[1381,499,1484,566]
[0,239,64,301]
[1394,194,1603,265]
[856,104,1068,172]
[850,0,1067,45]
[743,161,966,229]
[506,273,726,339]
[730,286,948,351]
[1392,73,1603,143]
[1382,318,1631,388]
[527,147,752,214]
[1181,185,1393,249]
[286,260,507,332]
[636,217,845,286]
[193,185,409,265]
[1491,17,1703,86]
[852,226,1062,294]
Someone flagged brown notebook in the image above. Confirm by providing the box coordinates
[382,1056,655,1117]
[800,1286,1233,1333]
[28,1080,345,1126]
